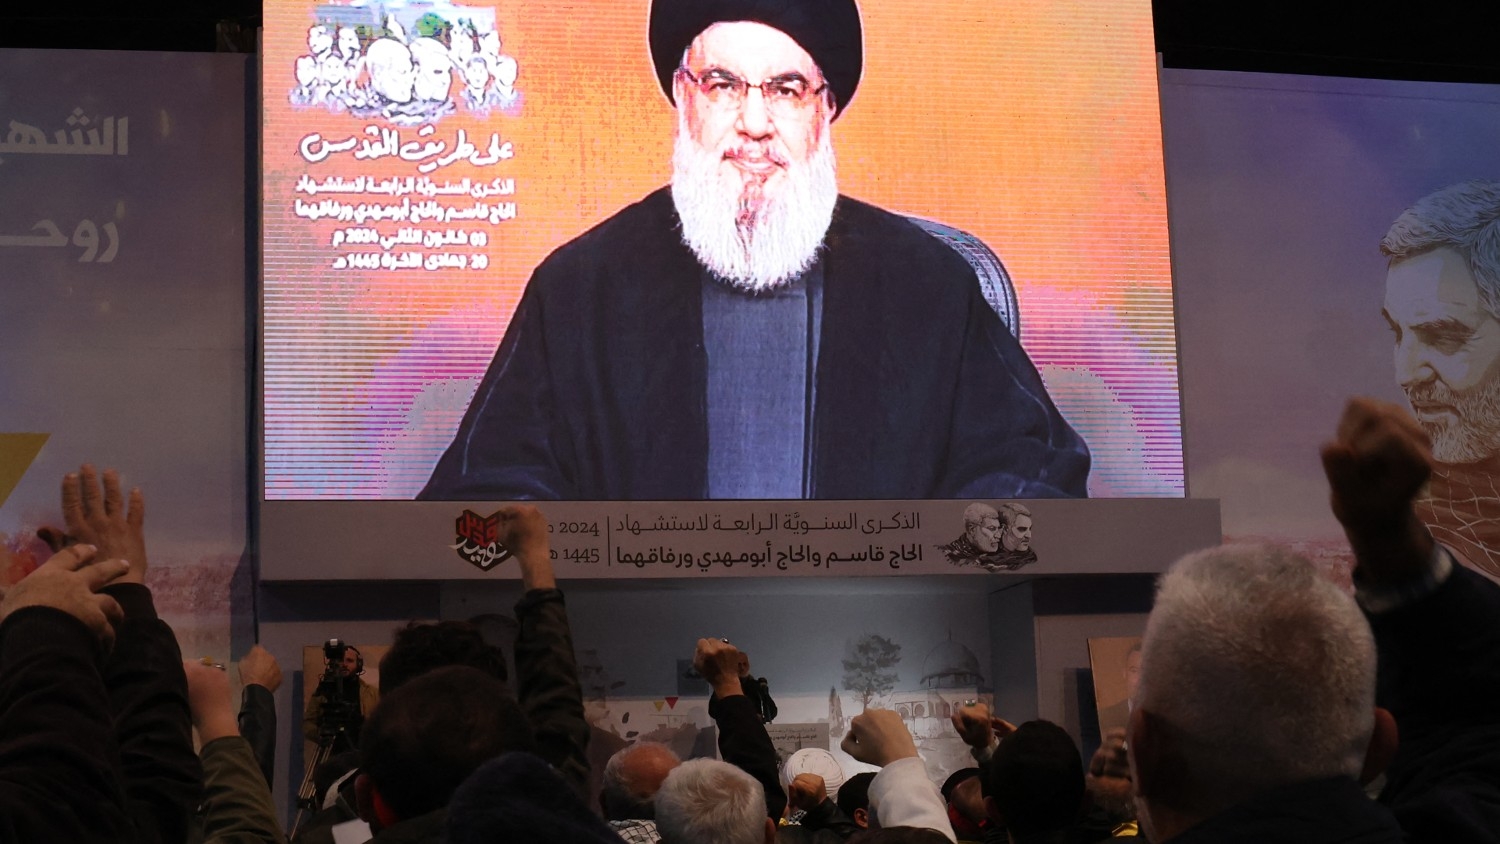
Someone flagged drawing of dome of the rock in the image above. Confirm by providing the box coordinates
[920,633,983,689]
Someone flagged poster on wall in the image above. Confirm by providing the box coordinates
[0,49,250,657]
[1162,70,1500,583]
[1086,635,1140,736]
[261,0,1183,512]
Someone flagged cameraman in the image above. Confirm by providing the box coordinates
[302,643,379,753]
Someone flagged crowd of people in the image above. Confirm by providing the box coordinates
[2,398,1500,844]
[1,398,1496,843]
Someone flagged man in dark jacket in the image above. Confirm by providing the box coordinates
[298,504,589,844]
[1323,398,1500,843]
[0,543,134,843]
[355,666,535,842]
[420,0,1088,502]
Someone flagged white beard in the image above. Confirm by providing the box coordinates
[1406,375,1500,464]
[670,115,838,293]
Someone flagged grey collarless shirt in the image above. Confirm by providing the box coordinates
[701,262,825,499]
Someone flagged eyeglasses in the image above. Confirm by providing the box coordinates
[677,67,828,116]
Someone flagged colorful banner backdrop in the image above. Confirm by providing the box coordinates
[0,49,251,656]
[1163,69,1500,582]
[262,0,1182,501]
[259,498,1219,580]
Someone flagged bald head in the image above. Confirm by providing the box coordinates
[602,742,682,820]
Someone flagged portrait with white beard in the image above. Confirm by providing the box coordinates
[420,0,1090,502]
[1382,180,1500,580]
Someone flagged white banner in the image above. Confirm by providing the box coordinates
[261,498,1219,581]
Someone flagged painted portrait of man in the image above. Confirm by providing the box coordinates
[418,0,1089,502]
[1381,180,1500,580]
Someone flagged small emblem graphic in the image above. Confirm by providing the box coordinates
[938,502,1038,572]
[452,509,513,571]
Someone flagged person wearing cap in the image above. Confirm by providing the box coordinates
[939,768,986,843]
[422,0,1088,502]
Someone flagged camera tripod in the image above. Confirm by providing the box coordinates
[289,671,363,838]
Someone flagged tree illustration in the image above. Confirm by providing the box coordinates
[841,634,902,710]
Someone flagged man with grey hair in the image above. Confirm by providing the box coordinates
[602,742,682,843]
[939,503,1001,566]
[1381,180,1500,579]
[1128,397,1500,841]
[421,0,1088,502]
[654,759,775,844]
[1128,542,1403,842]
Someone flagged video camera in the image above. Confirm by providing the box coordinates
[312,638,364,739]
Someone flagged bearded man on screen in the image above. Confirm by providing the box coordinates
[422,0,1088,501]
[1381,180,1500,580]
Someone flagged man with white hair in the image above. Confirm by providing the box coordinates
[421,0,1087,502]
[655,759,776,844]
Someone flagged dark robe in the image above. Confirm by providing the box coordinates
[421,188,1090,500]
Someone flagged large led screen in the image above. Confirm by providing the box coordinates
[262,0,1181,501]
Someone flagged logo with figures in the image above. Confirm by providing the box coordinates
[937,502,1038,572]
[452,509,513,571]
[290,9,521,124]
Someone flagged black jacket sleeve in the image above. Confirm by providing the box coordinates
[102,582,204,844]
[712,693,788,820]
[0,607,134,843]
[513,588,591,798]
[798,797,861,840]
[238,683,278,788]
[1370,564,1500,843]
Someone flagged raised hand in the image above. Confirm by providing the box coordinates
[950,701,1015,749]
[238,645,283,693]
[694,637,745,698]
[38,465,147,586]
[1320,398,1437,585]
[841,708,919,768]
[788,773,827,812]
[495,505,555,590]
[183,659,239,743]
[0,544,127,647]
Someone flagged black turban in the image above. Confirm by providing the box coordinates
[649,0,864,119]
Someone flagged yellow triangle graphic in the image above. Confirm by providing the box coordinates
[653,700,665,712]
[0,434,49,509]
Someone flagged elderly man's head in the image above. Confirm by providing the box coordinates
[601,742,682,820]
[962,503,1001,553]
[670,21,838,292]
[652,0,861,293]
[366,38,415,104]
[655,758,775,844]
[1382,180,1500,464]
[1129,545,1391,841]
